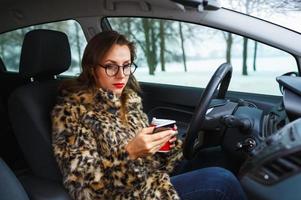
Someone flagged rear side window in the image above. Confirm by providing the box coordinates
[0,20,86,76]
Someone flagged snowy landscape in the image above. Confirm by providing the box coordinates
[135,56,296,95]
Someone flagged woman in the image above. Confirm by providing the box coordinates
[52,31,246,200]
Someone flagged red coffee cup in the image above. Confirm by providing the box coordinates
[151,118,177,153]
[159,140,171,152]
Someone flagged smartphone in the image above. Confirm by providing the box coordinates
[151,117,176,133]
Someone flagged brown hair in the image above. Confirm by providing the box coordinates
[60,31,141,123]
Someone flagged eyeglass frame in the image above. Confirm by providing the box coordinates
[96,62,138,77]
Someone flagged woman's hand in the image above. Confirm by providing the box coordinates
[125,126,177,159]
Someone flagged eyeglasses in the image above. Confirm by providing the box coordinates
[97,63,137,77]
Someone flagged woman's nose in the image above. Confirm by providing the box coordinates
[116,67,125,78]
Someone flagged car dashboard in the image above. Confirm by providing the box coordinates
[238,76,301,200]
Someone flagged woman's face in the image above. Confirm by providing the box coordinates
[93,44,131,96]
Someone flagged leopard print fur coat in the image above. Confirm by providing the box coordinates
[51,87,183,200]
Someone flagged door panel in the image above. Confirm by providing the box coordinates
[141,82,282,113]
[140,82,283,138]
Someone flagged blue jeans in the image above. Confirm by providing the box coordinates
[171,166,247,200]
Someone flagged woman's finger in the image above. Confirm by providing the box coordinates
[149,142,166,153]
[169,136,177,143]
[149,134,171,150]
[151,129,176,141]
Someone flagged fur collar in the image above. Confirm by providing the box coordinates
[60,87,142,110]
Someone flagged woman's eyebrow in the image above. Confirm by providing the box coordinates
[104,59,131,64]
[123,60,131,64]
[104,59,117,64]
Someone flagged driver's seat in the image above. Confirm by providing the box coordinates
[8,29,72,199]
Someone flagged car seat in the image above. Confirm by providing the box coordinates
[0,158,29,200]
[8,29,72,200]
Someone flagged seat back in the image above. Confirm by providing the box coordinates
[8,29,71,181]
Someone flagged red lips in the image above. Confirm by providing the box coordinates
[113,83,125,89]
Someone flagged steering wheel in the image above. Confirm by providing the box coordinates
[183,63,232,160]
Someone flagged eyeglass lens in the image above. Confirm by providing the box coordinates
[105,64,136,76]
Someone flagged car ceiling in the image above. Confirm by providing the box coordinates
[1,0,301,59]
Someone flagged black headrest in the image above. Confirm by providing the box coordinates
[0,57,6,72]
[20,29,71,78]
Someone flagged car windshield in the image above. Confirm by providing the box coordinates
[222,0,301,34]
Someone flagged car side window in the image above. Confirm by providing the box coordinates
[0,20,86,76]
[107,17,298,95]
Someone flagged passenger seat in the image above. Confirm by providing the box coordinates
[0,158,29,200]
[8,29,72,200]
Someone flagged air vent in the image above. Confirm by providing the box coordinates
[262,114,276,138]
[251,151,301,185]
[262,112,287,138]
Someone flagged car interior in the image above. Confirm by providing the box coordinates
[1,0,301,200]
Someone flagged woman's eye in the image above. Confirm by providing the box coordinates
[105,64,117,70]
[123,64,131,68]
